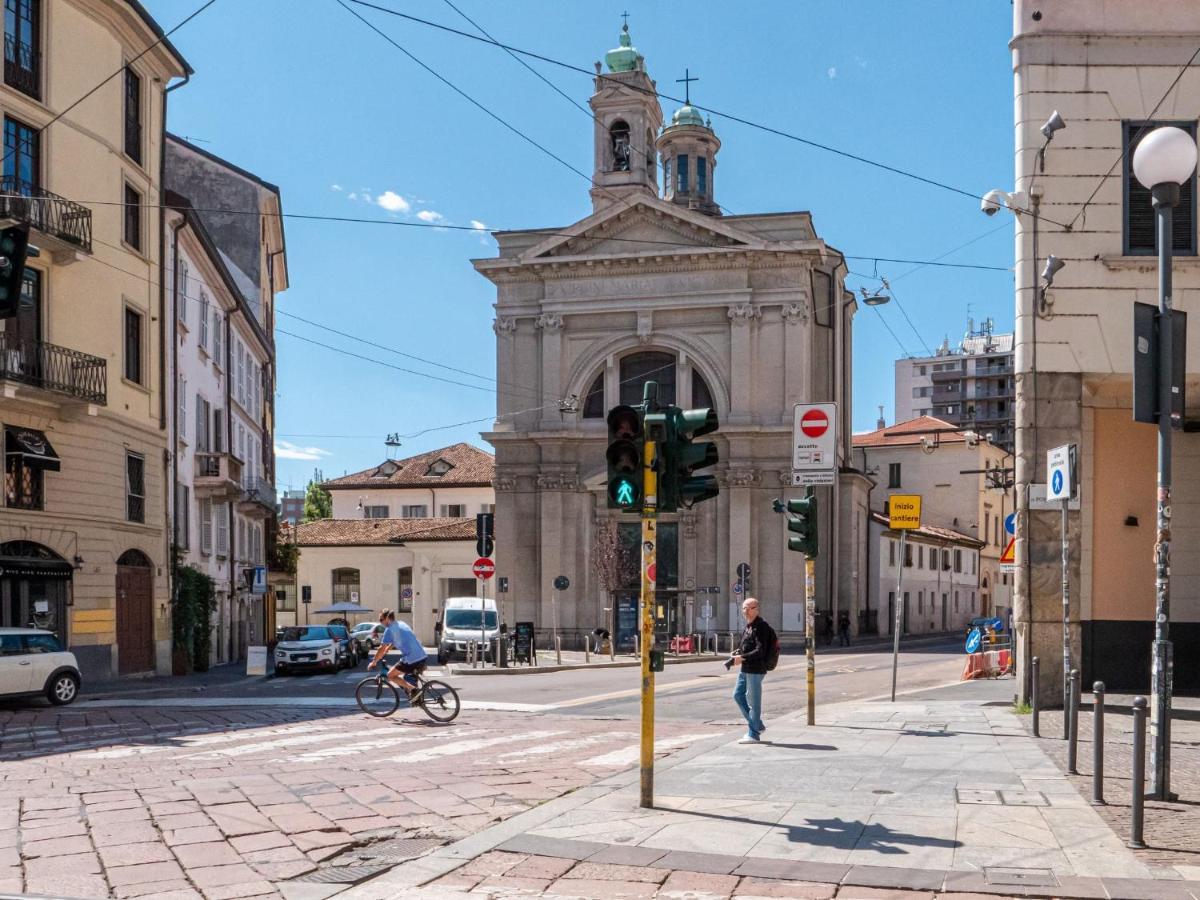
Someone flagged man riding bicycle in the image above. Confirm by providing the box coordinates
[366,609,427,699]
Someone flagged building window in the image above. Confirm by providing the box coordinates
[4,448,42,509]
[608,119,630,171]
[984,512,990,545]
[888,463,901,488]
[693,371,715,410]
[331,567,360,603]
[213,310,223,364]
[955,591,959,612]
[918,545,923,568]
[275,587,295,612]
[480,503,495,514]
[918,365,926,376]
[888,539,896,567]
[582,372,604,419]
[697,156,707,194]
[440,504,466,517]
[1125,121,1196,256]
[401,504,428,518]
[943,549,951,571]
[124,307,143,384]
[3,114,37,190]
[200,498,213,554]
[198,291,209,349]
[918,591,923,614]
[663,156,673,193]
[363,505,389,519]
[903,543,913,567]
[123,184,142,250]
[620,351,676,406]
[126,452,145,523]
[4,0,40,100]
[124,65,141,164]
[398,566,413,613]
[175,482,189,550]
[216,503,228,556]
[954,549,963,573]
[677,154,689,192]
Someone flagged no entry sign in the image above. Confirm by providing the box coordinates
[792,402,838,485]
[472,557,495,580]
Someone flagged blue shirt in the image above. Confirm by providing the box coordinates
[382,620,427,664]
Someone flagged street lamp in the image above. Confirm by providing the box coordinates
[1132,124,1197,802]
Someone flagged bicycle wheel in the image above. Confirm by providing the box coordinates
[355,676,400,717]
[417,680,461,723]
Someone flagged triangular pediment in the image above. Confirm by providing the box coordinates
[522,197,762,262]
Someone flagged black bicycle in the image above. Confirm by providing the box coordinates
[355,667,461,722]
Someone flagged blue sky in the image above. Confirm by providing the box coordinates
[143,0,1017,493]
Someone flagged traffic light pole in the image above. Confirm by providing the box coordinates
[805,556,816,726]
[639,437,658,810]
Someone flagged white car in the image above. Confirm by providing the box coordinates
[0,628,81,705]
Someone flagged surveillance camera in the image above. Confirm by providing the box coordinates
[981,190,1005,216]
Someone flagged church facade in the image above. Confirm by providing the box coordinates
[474,26,867,645]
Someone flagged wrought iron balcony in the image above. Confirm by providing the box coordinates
[238,477,277,518]
[0,177,92,253]
[0,331,106,404]
[4,35,39,100]
[194,452,243,500]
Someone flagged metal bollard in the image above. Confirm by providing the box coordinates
[1128,696,1148,849]
[498,635,508,669]
[1031,657,1040,737]
[584,635,590,663]
[1092,681,1105,806]
[1067,669,1079,773]
[555,635,562,666]
[466,640,477,668]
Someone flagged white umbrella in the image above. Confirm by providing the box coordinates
[312,601,374,614]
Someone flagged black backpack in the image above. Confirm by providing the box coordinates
[759,620,781,672]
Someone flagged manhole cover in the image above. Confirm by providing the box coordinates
[290,864,392,885]
[1000,791,1048,807]
[985,866,1059,887]
[956,788,1001,805]
[358,837,443,863]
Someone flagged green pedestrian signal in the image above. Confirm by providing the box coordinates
[659,406,719,512]
[772,489,818,557]
[606,405,644,510]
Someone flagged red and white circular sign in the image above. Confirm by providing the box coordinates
[472,558,496,580]
[800,409,829,438]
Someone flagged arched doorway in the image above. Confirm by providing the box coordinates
[0,541,71,637]
[116,549,154,674]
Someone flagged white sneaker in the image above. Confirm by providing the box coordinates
[738,734,760,744]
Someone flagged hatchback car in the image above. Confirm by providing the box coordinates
[326,624,358,668]
[350,622,383,655]
[0,628,81,705]
[274,626,342,675]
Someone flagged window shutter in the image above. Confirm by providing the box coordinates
[217,504,228,554]
[201,499,213,553]
[178,375,187,438]
[1126,121,1197,255]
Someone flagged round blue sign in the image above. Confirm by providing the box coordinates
[965,628,982,654]
[733,582,743,594]
[1051,469,1064,496]
[1005,512,1016,536]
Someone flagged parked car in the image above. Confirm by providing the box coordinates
[351,622,384,655]
[438,597,500,661]
[274,626,342,675]
[327,624,358,668]
[0,628,81,705]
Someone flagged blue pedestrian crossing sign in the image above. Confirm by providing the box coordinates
[965,628,982,654]
[1046,444,1074,502]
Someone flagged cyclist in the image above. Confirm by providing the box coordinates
[366,609,428,700]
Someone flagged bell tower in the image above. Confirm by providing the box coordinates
[589,22,663,213]
[656,75,722,217]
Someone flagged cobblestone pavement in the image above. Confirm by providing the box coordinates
[1027,694,1200,878]
[0,702,719,899]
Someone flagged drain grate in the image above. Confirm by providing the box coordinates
[290,864,392,885]
[356,837,443,863]
[984,866,1059,887]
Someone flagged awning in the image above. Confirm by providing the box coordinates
[4,426,60,471]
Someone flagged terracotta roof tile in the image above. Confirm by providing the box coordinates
[295,517,475,546]
[870,511,984,547]
[852,416,968,448]
[323,442,494,489]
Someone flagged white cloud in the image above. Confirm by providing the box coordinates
[377,191,411,213]
[827,67,837,80]
[361,192,373,204]
[275,441,332,461]
[470,219,487,231]
[330,184,342,192]
[417,210,444,223]
[346,192,358,201]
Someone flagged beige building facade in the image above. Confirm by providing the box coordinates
[1011,0,1200,698]
[0,0,189,678]
[474,25,866,647]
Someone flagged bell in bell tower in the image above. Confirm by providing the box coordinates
[589,20,663,213]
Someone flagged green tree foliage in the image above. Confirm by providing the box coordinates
[303,468,332,522]
[173,564,216,672]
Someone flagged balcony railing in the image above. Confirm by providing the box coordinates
[4,35,39,100]
[930,368,964,382]
[0,177,92,252]
[0,331,106,404]
[194,452,243,500]
[239,477,277,516]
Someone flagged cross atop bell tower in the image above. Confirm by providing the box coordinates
[589,20,663,214]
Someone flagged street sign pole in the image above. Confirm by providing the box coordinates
[1047,444,1075,737]
[639,434,658,810]
[888,494,921,702]
[805,556,816,725]
[891,529,906,703]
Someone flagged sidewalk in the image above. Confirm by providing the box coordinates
[333,688,1200,899]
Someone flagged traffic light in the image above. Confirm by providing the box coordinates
[659,406,719,512]
[475,512,494,557]
[606,404,644,510]
[772,488,818,556]
[0,224,30,319]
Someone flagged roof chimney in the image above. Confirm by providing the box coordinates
[877,405,886,430]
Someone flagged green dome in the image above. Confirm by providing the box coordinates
[605,24,640,72]
[671,104,706,127]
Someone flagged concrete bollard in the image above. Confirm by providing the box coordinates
[555,635,562,666]
[1031,656,1040,737]
[1092,681,1105,806]
[1068,669,1080,773]
[584,635,591,663]
[1128,696,1148,849]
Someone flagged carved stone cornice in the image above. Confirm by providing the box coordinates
[536,472,579,491]
[727,304,762,325]
[535,313,564,331]
[492,316,518,334]
[725,467,760,487]
[494,477,517,492]
[780,302,808,325]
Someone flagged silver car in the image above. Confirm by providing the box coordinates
[274,625,340,675]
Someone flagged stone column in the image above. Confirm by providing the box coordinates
[727,466,757,618]
[727,304,760,425]
[536,314,564,430]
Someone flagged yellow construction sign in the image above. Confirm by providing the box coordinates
[888,494,922,530]
[999,537,1015,564]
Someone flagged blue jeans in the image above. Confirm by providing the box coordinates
[733,671,765,737]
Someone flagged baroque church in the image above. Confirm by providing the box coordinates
[474,24,867,645]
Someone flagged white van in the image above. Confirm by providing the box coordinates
[438,597,499,660]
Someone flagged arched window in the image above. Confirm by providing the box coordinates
[692,371,714,410]
[620,352,675,406]
[332,567,360,604]
[677,154,689,192]
[609,120,630,172]
[117,549,151,568]
[582,372,605,418]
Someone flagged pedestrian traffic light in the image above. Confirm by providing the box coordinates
[475,512,494,558]
[0,224,30,319]
[772,488,818,556]
[606,404,644,510]
[659,406,719,512]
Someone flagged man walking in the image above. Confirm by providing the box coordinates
[730,596,771,743]
[838,611,851,647]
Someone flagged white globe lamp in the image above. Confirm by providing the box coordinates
[1132,126,1197,189]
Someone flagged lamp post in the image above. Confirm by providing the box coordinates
[1132,125,1197,802]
